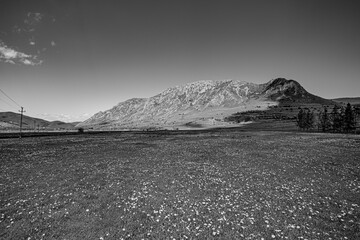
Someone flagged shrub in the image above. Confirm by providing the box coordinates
[244,116,252,122]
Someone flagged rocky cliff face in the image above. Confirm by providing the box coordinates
[77,78,331,129]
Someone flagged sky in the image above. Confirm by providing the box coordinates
[1,0,359,122]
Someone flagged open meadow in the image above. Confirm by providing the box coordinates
[1,130,360,239]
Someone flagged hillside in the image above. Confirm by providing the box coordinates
[0,112,77,131]
[77,78,334,130]
[0,112,49,130]
[46,121,79,130]
[332,97,360,106]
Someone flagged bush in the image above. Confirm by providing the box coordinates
[77,128,84,133]
[244,116,252,122]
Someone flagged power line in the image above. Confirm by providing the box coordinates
[0,96,18,111]
[0,87,21,108]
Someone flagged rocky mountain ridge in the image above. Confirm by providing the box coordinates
[77,78,332,129]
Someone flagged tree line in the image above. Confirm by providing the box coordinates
[297,103,358,133]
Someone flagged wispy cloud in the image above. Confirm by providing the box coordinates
[26,12,43,24]
[0,40,42,66]
[13,12,44,34]
[1,12,57,65]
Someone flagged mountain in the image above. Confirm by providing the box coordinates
[0,112,49,130]
[77,78,334,130]
[46,121,79,130]
[0,112,78,130]
[262,78,331,104]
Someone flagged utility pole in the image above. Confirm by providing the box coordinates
[355,106,359,134]
[19,107,25,138]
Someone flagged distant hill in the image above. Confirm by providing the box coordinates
[0,112,77,130]
[46,121,79,130]
[0,112,49,129]
[77,78,335,130]
[332,97,360,106]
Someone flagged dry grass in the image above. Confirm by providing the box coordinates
[1,131,359,239]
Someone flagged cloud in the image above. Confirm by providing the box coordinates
[24,12,43,28]
[23,59,35,65]
[5,59,15,64]
[11,13,44,34]
[12,25,22,34]
[2,12,57,65]
[29,36,36,45]
[0,40,42,66]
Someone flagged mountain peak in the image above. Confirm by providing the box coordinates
[267,77,296,84]
[262,78,306,101]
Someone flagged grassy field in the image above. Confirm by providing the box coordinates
[1,130,359,239]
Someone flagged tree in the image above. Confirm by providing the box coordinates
[319,107,331,132]
[343,103,355,132]
[296,108,314,130]
[304,109,314,130]
[296,108,306,130]
[339,106,346,131]
[331,105,342,132]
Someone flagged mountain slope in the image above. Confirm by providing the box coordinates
[262,78,329,103]
[0,112,78,130]
[77,78,334,129]
[0,112,49,129]
[46,121,79,130]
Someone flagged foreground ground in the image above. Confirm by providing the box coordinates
[0,130,359,239]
